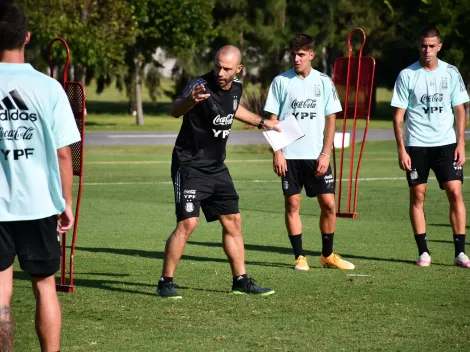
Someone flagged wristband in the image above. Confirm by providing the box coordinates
[257,118,265,129]
[320,153,330,158]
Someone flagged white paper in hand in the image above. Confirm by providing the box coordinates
[263,115,305,151]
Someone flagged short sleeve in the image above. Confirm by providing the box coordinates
[264,78,282,116]
[448,66,470,107]
[322,75,342,116]
[51,83,81,149]
[177,77,207,99]
[391,72,409,109]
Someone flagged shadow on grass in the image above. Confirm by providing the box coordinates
[429,223,470,229]
[86,101,171,116]
[13,270,157,297]
[428,240,454,244]
[187,241,420,265]
[84,121,117,127]
[75,246,291,269]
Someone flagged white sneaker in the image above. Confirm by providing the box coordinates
[416,252,431,267]
[454,252,470,268]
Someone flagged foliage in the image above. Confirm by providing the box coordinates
[16,0,136,81]
[122,0,217,123]
[240,87,270,123]
[12,0,470,123]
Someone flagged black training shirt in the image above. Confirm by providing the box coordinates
[172,70,243,173]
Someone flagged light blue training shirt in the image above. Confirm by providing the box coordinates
[0,63,81,221]
[264,68,342,159]
[391,59,469,147]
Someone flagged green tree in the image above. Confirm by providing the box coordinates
[124,0,216,125]
[16,0,136,83]
[211,0,290,87]
[419,0,470,118]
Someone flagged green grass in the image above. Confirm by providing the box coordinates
[83,79,395,131]
[12,141,470,351]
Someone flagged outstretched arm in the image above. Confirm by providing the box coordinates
[171,84,210,118]
[235,105,280,131]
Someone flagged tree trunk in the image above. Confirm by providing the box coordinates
[239,30,244,82]
[134,59,144,126]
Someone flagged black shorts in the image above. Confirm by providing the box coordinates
[172,165,239,222]
[0,215,60,276]
[406,143,463,190]
[282,159,335,197]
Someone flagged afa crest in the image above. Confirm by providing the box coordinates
[185,202,194,213]
[313,85,321,98]
[441,77,448,90]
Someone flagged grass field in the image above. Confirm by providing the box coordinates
[83,80,395,132]
[12,141,470,351]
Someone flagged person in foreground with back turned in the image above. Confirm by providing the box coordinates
[157,45,280,299]
[0,4,81,351]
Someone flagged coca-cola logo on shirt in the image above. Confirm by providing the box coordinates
[291,99,317,109]
[420,93,443,104]
[0,126,34,141]
[213,114,234,126]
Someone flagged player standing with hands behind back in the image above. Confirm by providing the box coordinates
[391,27,470,268]
[264,34,355,271]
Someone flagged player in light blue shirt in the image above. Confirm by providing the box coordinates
[264,34,354,271]
[0,4,80,351]
[391,27,470,268]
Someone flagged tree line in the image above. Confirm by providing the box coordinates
[10,0,470,123]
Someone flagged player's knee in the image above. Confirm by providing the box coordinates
[285,197,300,213]
[447,188,463,204]
[31,275,56,298]
[411,191,426,205]
[222,213,242,231]
[321,200,335,215]
[175,218,198,238]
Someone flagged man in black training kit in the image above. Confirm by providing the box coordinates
[157,45,280,299]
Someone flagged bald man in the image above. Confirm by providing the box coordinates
[157,45,279,299]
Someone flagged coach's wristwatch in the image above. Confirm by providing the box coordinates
[257,118,265,129]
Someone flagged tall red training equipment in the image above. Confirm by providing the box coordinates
[47,37,86,292]
[333,28,376,218]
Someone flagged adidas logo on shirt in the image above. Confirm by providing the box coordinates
[0,90,37,122]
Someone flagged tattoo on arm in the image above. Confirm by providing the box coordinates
[0,305,14,352]
[398,120,404,141]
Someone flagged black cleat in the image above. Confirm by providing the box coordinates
[231,277,275,296]
[157,280,182,299]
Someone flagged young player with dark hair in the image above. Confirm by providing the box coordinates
[391,27,470,267]
[264,34,355,271]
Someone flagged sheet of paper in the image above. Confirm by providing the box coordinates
[263,115,305,151]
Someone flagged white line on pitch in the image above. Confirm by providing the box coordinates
[78,176,470,186]
[106,134,177,138]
